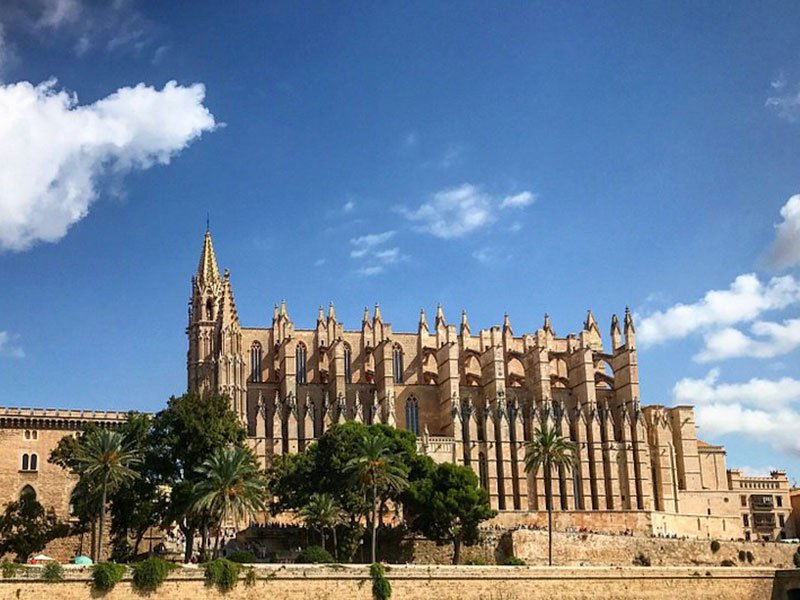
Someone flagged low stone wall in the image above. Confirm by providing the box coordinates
[1,565,799,600]
[508,529,800,567]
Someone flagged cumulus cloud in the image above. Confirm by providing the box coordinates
[695,318,800,362]
[771,194,800,268]
[0,331,24,359]
[637,273,800,347]
[398,184,536,240]
[673,369,800,454]
[0,79,216,251]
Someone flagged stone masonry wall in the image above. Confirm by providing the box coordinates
[508,529,800,568]
[1,565,799,600]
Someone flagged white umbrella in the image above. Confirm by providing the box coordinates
[32,554,53,562]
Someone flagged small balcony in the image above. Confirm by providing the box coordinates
[752,514,776,529]
[750,495,774,510]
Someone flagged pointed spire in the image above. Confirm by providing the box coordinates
[503,312,513,335]
[435,303,446,329]
[610,313,622,350]
[219,269,240,325]
[543,313,553,334]
[624,306,636,349]
[317,305,325,325]
[373,303,382,323]
[624,306,635,333]
[196,229,220,288]
[584,309,599,332]
[418,308,429,334]
[279,299,288,318]
[272,303,279,321]
[362,306,370,325]
[460,309,471,336]
[327,301,336,322]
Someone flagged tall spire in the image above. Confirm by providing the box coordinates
[435,303,446,329]
[584,309,599,333]
[327,301,336,322]
[196,229,220,288]
[418,308,429,334]
[503,312,513,335]
[460,309,471,336]
[373,303,383,323]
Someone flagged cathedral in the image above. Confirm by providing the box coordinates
[187,229,794,541]
[0,229,793,546]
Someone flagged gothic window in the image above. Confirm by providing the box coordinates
[32,430,37,440]
[392,344,404,383]
[24,430,30,440]
[343,344,352,384]
[296,343,307,384]
[205,298,214,320]
[405,396,419,436]
[21,454,28,471]
[250,342,262,382]
[30,454,38,471]
[20,485,36,501]
[478,452,488,490]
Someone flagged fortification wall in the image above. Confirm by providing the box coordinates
[1,565,799,600]
[508,529,800,567]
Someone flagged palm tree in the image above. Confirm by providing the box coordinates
[74,429,142,562]
[191,446,268,558]
[299,492,342,558]
[345,433,408,563]
[523,421,576,566]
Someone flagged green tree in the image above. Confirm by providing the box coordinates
[298,493,342,558]
[150,392,247,562]
[345,432,408,564]
[523,421,576,566]
[191,446,268,558]
[406,462,495,564]
[0,488,70,562]
[74,428,142,562]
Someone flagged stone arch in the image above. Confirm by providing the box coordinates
[462,354,481,386]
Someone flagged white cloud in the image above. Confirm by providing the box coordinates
[0,331,24,358]
[313,258,326,267]
[500,191,536,209]
[766,89,800,122]
[695,318,800,362]
[439,144,463,169]
[374,247,400,263]
[342,200,355,213]
[402,132,418,148]
[349,231,395,258]
[637,273,800,347]
[399,184,537,239]
[358,265,384,277]
[0,79,216,251]
[673,369,800,454]
[37,0,81,29]
[772,194,800,268]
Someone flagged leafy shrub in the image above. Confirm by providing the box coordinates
[746,551,754,564]
[131,557,177,592]
[227,550,257,564]
[244,567,257,587]
[632,552,651,567]
[503,556,526,566]
[710,540,721,553]
[720,559,736,567]
[793,550,800,569]
[91,562,126,591]
[41,561,64,582]
[295,546,333,564]
[465,557,487,565]
[370,562,391,600]
[738,550,746,562]
[203,558,241,593]
[1,561,20,579]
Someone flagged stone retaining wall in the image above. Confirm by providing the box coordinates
[0,565,799,600]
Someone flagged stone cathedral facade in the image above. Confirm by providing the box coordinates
[187,230,794,541]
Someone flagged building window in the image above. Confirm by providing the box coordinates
[776,495,783,507]
[478,452,488,490]
[743,514,749,527]
[205,298,214,320]
[343,344,352,384]
[20,453,37,472]
[296,343,307,384]
[24,430,30,440]
[392,344,404,383]
[405,396,419,436]
[779,514,785,527]
[20,485,36,501]
[740,495,747,507]
[250,342,262,382]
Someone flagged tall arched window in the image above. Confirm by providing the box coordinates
[478,452,489,490]
[296,343,307,384]
[21,454,28,471]
[205,298,214,320]
[343,344,352,384]
[20,485,36,501]
[392,344,404,383]
[250,342,262,382]
[30,454,38,471]
[405,396,419,436]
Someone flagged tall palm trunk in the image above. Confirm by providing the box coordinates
[544,462,552,567]
[332,526,338,560]
[452,536,461,565]
[97,470,110,562]
[370,481,378,564]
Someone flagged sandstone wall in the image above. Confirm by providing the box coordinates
[1,565,799,600]
[509,529,800,567]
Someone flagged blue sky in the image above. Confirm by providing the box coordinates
[1,1,800,479]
